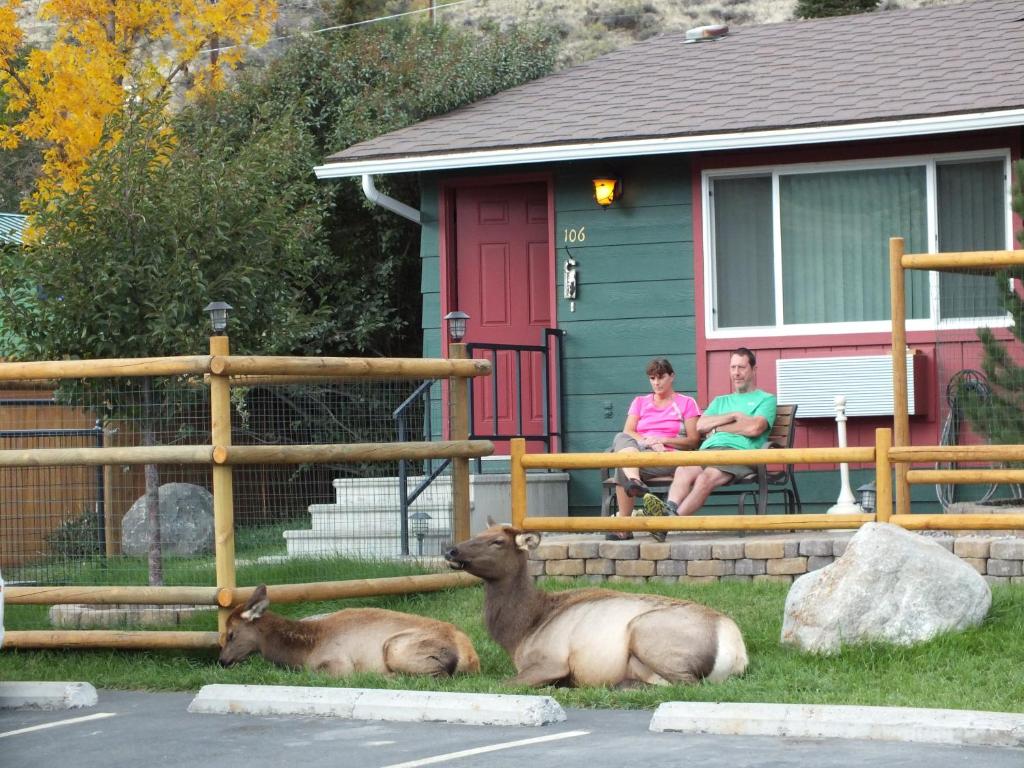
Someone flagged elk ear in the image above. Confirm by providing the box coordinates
[240,585,269,621]
[486,515,509,528]
[514,532,541,551]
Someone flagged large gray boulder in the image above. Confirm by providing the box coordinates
[120,483,214,557]
[781,522,990,654]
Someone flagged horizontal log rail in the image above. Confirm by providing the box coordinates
[210,355,491,379]
[902,249,1024,273]
[213,440,494,465]
[216,572,480,607]
[890,513,1024,530]
[519,446,875,471]
[0,354,492,383]
[890,445,1024,462]
[906,469,1024,484]
[523,514,872,533]
[0,356,213,380]
[6,585,220,605]
[0,445,214,467]
[0,440,494,468]
[2,630,221,650]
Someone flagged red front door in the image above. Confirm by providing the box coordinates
[453,181,552,451]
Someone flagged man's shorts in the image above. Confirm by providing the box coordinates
[704,446,756,482]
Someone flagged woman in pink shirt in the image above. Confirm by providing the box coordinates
[606,357,701,540]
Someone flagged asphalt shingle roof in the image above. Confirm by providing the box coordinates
[323,0,1024,169]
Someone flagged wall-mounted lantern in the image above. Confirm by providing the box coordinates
[592,177,621,208]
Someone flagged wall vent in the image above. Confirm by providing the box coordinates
[775,352,920,418]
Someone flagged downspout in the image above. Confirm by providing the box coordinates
[361,174,421,224]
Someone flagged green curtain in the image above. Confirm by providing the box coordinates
[779,166,929,324]
[937,160,1006,320]
[712,176,775,328]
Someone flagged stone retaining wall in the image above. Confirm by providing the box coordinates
[527,533,1024,586]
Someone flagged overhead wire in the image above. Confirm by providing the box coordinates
[198,0,485,56]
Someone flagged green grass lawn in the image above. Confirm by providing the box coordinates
[3,571,1022,713]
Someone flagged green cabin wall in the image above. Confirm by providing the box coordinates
[552,156,696,515]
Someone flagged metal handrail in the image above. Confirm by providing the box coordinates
[466,328,565,464]
[392,379,448,555]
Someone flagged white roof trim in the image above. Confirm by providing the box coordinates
[314,108,1024,179]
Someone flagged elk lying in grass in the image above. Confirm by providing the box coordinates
[445,522,748,687]
[218,585,480,677]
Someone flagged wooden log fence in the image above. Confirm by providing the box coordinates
[1,346,493,651]
[8,256,1024,652]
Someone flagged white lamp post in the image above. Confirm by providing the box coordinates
[827,394,863,515]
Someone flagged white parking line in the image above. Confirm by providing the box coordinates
[378,729,590,768]
[0,712,116,739]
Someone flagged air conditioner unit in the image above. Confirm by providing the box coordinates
[775,352,923,418]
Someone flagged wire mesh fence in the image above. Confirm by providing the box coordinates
[0,374,453,589]
[932,264,1024,510]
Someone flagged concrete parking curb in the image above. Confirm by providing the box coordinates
[650,702,1024,748]
[0,681,98,710]
[188,684,567,726]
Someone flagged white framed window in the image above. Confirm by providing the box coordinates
[702,150,1013,338]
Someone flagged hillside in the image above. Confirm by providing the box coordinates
[15,1,973,68]
[421,0,965,66]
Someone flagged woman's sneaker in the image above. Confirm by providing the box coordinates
[637,493,669,542]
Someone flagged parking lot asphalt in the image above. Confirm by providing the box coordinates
[2,689,1023,768]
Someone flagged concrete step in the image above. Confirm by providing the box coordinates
[332,476,451,507]
[305,503,451,535]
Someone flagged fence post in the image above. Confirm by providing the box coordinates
[875,427,893,523]
[209,334,235,638]
[510,437,527,528]
[449,343,471,544]
[889,236,911,517]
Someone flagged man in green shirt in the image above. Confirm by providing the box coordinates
[642,347,776,519]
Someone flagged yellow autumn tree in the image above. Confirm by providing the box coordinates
[0,0,277,207]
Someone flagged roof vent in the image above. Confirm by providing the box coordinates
[684,24,728,43]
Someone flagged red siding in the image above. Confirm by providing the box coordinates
[693,129,1023,462]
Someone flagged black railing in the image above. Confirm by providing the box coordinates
[392,380,446,556]
[466,328,565,456]
[390,328,564,553]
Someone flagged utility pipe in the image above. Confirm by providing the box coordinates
[361,174,421,224]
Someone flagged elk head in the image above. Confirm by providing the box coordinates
[218,584,271,667]
[444,518,540,580]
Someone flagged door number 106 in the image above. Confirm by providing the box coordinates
[562,226,586,243]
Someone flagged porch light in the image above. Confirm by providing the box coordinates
[444,310,469,343]
[203,301,233,335]
[857,481,876,514]
[592,178,621,207]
